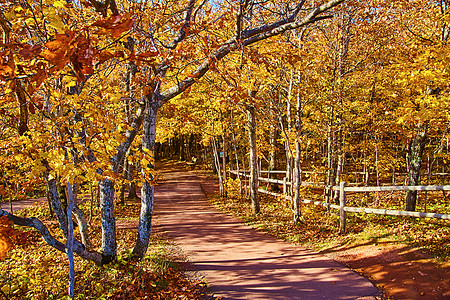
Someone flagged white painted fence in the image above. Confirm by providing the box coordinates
[229,170,450,233]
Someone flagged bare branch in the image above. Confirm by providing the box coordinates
[193,0,208,23]
[159,0,344,103]
[243,0,343,43]
[236,0,250,40]
[241,0,306,40]
[168,0,197,50]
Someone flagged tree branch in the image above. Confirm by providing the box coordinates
[193,0,208,23]
[168,0,197,50]
[241,0,306,40]
[235,0,249,40]
[159,0,344,103]
[0,209,102,264]
[112,103,145,172]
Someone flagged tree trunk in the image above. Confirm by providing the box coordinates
[132,101,158,259]
[127,159,140,200]
[16,81,29,136]
[44,170,102,264]
[118,159,127,205]
[72,203,91,250]
[326,109,336,203]
[230,109,242,194]
[405,123,427,211]
[293,83,302,223]
[46,175,69,236]
[212,135,224,195]
[286,71,294,196]
[179,135,185,161]
[247,104,259,215]
[66,183,75,298]
[222,134,227,198]
[99,178,117,262]
[269,109,279,191]
[67,183,92,250]
[269,123,278,171]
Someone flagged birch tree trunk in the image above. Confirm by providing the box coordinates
[71,204,90,248]
[46,175,69,237]
[230,109,242,194]
[326,108,336,202]
[212,136,224,196]
[132,101,158,259]
[269,109,279,191]
[45,171,102,264]
[293,89,302,223]
[99,178,116,262]
[286,71,294,196]
[247,104,259,215]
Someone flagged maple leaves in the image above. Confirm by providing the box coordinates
[40,12,134,82]
[0,217,14,260]
[92,13,135,37]
[0,7,135,91]
[17,43,42,60]
[42,30,93,81]
[0,216,28,261]
[0,51,14,78]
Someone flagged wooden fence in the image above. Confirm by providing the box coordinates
[229,170,450,233]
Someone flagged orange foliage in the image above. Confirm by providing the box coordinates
[0,216,28,260]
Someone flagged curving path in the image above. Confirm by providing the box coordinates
[153,166,381,300]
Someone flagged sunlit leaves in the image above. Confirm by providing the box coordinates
[91,13,135,37]
[0,216,28,261]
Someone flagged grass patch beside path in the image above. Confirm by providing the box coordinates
[0,201,214,300]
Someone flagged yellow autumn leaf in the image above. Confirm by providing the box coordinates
[47,14,67,32]
[53,0,66,8]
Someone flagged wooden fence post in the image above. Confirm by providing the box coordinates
[339,181,347,234]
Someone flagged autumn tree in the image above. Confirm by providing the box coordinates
[370,0,450,211]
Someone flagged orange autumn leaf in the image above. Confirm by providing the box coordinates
[0,216,15,260]
[92,13,134,37]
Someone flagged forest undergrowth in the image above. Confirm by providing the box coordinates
[0,201,213,300]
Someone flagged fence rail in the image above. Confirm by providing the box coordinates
[330,185,450,192]
[230,170,323,190]
[230,170,450,233]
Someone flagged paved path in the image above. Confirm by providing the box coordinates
[0,197,47,213]
[153,168,381,300]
